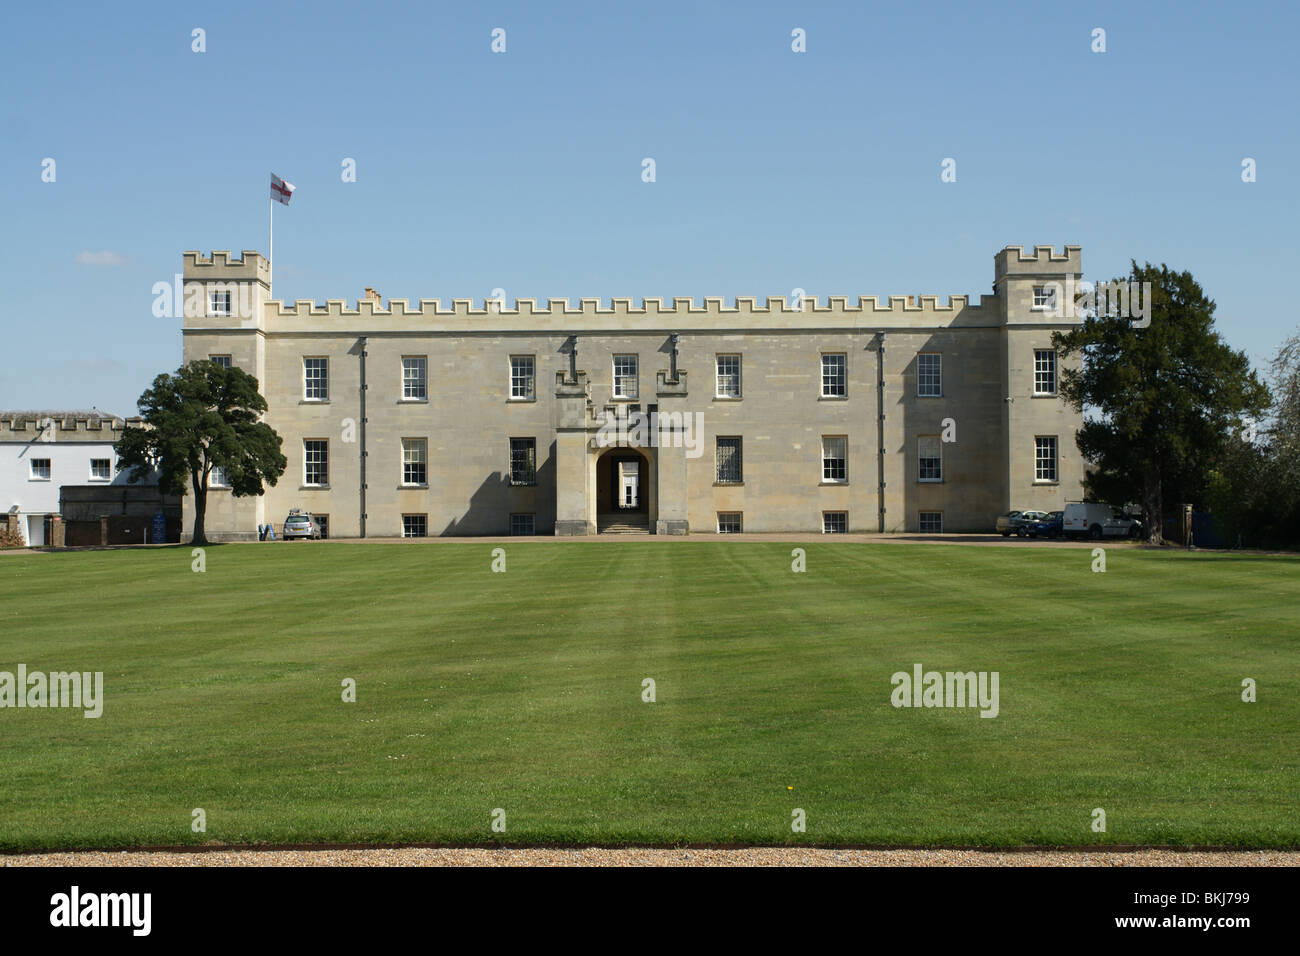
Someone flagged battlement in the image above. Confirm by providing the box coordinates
[183,250,270,280]
[0,413,142,441]
[265,292,999,320]
[994,244,1082,281]
[178,246,1080,329]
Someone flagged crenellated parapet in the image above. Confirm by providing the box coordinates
[178,245,1082,331]
[994,244,1082,281]
[0,413,143,441]
[249,292,1005,332]
[267,292,997,318]
[182,250,270,281]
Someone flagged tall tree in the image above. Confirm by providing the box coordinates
[1269,331,1300,484]
[1053,263,1269,544]
[116,361,286,545]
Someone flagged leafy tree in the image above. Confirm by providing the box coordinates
[1053,263,1269,544]
[115,361,286,545]
[1269,331,1300,484]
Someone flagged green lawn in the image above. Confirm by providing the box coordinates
[0,541,1297,850]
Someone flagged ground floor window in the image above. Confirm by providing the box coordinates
[1035,436,1058,482]
[402,438,427,486]
[716,436,743,483]
[314,514,329,539]
[823,511,847,534]
[304,440,328,486]
[919,511,943,533]
[717,512,742,534]
[510,438,536,485]
[402,514,427,538]
[510,513,535,536]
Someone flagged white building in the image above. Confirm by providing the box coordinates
[0,411,128,545]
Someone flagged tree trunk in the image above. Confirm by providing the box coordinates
[1142,470,1163,545]
[190,468,208,546]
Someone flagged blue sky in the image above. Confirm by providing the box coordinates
[2,0,1297,416]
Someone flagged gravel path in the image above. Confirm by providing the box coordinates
[6,848,1297,867]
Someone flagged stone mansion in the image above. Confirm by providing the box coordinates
[180,245,1085,539]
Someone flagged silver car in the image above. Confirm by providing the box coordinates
[283,510,322,540]
[996,509,1050,537]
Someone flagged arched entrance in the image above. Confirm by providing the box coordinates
[594,445,656,533]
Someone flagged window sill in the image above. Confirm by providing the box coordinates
[713,396,742,402]
[918,479,944,484]
[300,484,330,491]
[1033,480,1059,486]
[610,396,640,403]
[916,394,943,399]
[507,397,537,403]
[400,484,429,490]
[509,482,538,488]
[399,398,428,404]
[714,481,744,487]
[819,481,848,487]
[300,399,330,405]
[28,478,51,482]
[819,395,848,401]
[1031,392,1058,398]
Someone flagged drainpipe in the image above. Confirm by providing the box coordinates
[359,336,368,538]
[876,331,886,533]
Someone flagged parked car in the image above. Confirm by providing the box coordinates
[282,509,322,540]
[996,510,1050,537]
[1062,502,1142,540]
[1026,511,1064,538]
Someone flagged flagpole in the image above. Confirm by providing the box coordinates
[269,193,274,300]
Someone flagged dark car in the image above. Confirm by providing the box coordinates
[1026,511,1064,538]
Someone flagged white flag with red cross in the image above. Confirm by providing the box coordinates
[271,174,295,205]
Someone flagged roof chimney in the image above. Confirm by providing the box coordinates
[364,287,382,306]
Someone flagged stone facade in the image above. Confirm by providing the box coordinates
[180,246,1086,539]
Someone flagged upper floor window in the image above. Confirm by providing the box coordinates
[402,438,427,486]
[30,458,51,481]
[90,459,111,481]
[209,289,232,316]
[1034,349,1057,395]
[613,354,638,399]
[918,436,942,482]
[304,357,328,401]
[1035,436,1058,482]
[510,356,535,400]
[402,356,427,400]
[821,353,847,397]
[917,353,942,397]
[716,437,743,484]
[510,438,537,485]
[210,466,229,487]
[1032,285,1057,310]
[716,354,741,398]
[822,436,847,483]
[210,355,232,369]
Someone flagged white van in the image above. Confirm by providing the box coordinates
[1062,502,1142,539]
